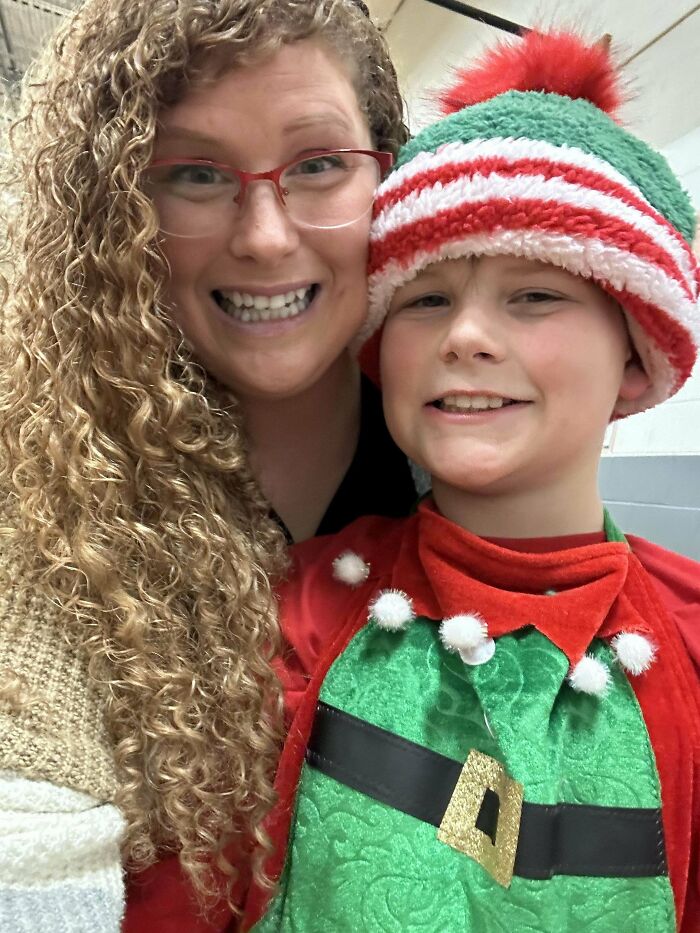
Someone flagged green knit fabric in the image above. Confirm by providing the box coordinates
[255,624,674,932]
[394,90,696,244]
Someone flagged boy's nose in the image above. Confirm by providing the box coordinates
[439,302,506,365]
[227,182,300,263]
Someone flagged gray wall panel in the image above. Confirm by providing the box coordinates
[599,455,700,560]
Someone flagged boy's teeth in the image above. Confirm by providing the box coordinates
[440,395,509,411]
[217,286,315,321]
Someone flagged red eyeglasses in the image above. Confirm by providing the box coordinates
[144,148,394,236]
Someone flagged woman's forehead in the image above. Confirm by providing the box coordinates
[155,43,370,160]
[162,40,360,117]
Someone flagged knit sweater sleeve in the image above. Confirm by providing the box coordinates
[0,771,125,932]
[0,516,125,927]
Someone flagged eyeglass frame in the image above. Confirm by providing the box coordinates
[145,148,394,217]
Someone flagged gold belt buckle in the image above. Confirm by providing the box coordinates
[437,749,523,888]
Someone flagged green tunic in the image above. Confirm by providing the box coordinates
[255,514,675,932]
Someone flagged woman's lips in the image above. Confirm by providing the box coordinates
[213,284,318,322]
[210,283,321,335]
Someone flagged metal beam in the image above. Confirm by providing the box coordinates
[423,0,528,35]
[0,3,19,78]
[6,0,70,18]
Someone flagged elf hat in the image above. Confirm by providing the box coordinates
[364,30,699,417]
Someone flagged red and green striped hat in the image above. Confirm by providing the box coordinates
[365,30,699,416]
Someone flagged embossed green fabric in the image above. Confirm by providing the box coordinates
[255,624,675,932]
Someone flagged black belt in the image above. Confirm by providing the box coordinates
[306,701,667,880]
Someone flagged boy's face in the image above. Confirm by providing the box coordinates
[380,256,650,500]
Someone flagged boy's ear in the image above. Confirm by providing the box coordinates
[617,357,651,405]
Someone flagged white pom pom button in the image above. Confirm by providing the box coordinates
[568,655,611,697]
[439,613,494,666]
[369,589,415,631]
[611,632,656,676]
[332,550,370,586]
[439,613,488,652]
[458,637,496,666]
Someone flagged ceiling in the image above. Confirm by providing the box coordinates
[370,0,700,209]
[2,0,699,152]
[368,0,700,149]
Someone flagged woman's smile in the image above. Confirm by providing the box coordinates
[213,283,318,323]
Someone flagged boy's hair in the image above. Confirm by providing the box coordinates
[0,0,404,907]
[364,30,699,419]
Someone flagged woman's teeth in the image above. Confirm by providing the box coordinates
[437,395,515,412]
[216,286,315,322]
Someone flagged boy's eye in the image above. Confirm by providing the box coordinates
[402,293,449,310]
[509,290,568,313]
[513,290,562,304]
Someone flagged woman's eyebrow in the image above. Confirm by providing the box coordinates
[281,113,355,136]
[155,126,227,146]
[160,113,353,137]
[157,114,356,149]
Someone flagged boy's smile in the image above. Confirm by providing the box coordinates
[428,390,532,416]
[380,255,650,533]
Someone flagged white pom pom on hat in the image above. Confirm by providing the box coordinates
[568,655,611,697]
[332,551,370,586]
[369,589,415,631]
[611,632,656,676]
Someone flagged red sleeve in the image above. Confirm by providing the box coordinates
[124,856,241,933]
[276,515,405,720]
[628,535,700,676]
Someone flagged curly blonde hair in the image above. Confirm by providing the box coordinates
[0,0,406,909]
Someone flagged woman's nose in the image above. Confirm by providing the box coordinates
[439,301,506,365]
[227,181,300,263]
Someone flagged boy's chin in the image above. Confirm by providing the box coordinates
[428,463,519,496]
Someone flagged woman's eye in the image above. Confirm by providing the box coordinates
[292,154,346,176]
[149,162,236,202]
[170,163,228,185]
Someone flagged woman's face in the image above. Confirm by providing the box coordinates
[153,39,374,401]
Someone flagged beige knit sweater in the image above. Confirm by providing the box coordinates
[0,505,125,931]
[0,546,117,800]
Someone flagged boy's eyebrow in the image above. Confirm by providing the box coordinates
[498,258,553,275]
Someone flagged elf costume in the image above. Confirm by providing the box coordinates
[242,30,700,933]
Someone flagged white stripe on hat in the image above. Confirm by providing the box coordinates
[372,170,695,295]
[380,137,674,225]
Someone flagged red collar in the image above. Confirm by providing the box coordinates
[388,502,640,666]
